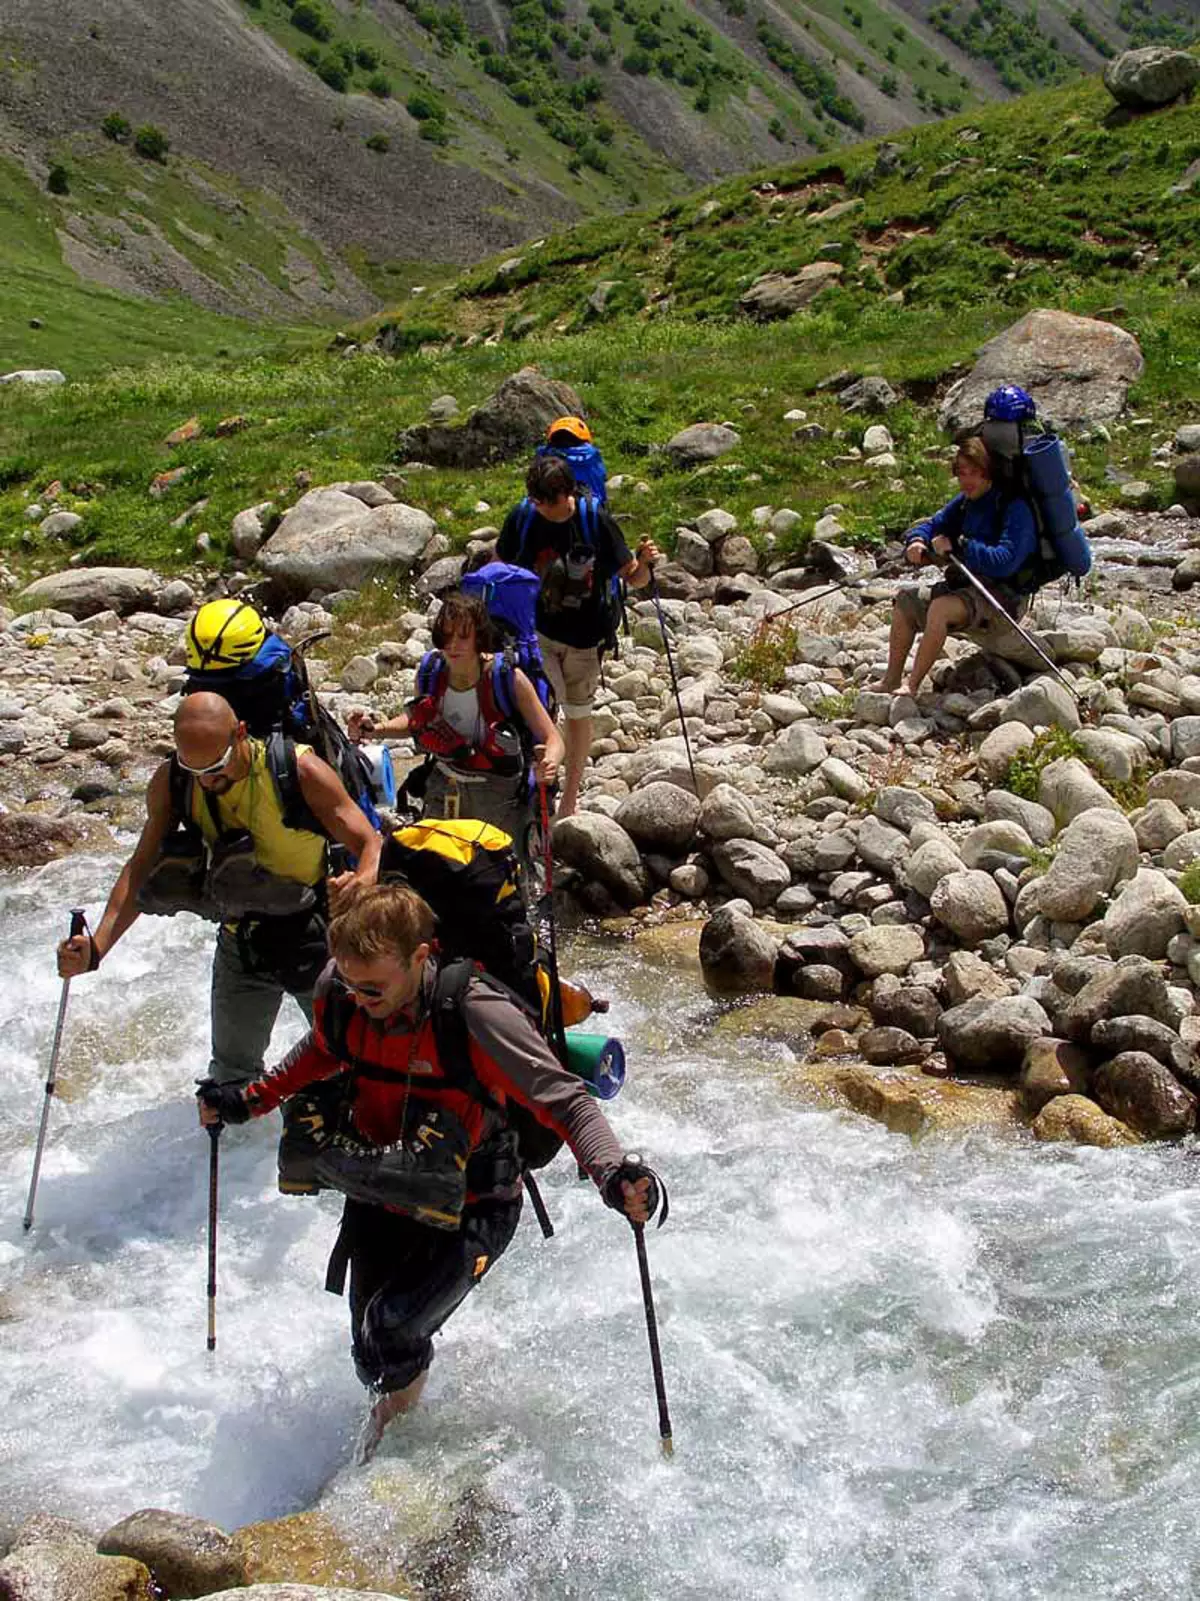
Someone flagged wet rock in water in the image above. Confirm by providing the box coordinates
[98,1509,246,1599]
[868,974,943,1036]
[1102,869,1187,959]
[0,1541,154,1600]
[710,838,791,907]
[0,809,116,869]
[797,1062,1021,1137]
[553,813,648,909]
[860,1026,926,1065]
[1092,1051,1196,1139]
[1020,1037,1091,1116]
[615,781,702,852]
[1060,956,1176,1042]
[1030,808,1138,923]
[1092,1015,1192,1078]
[795,963,848,1001]
[699,905,779,998]
[1031,1094,1140,1148]
[930,870,1010,945]
[937,994,1051,1073]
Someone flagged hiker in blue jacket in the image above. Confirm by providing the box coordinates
[877,434,1037,696]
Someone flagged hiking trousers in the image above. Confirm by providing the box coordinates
[340,1194,523,1394]
[209,912,327,1085]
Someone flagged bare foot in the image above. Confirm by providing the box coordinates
[870,678,902,694]
[354,1374,427,1466]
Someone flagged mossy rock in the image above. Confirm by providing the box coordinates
[715,995,866,1044]
[232,1511,412,1595]
[794,1062,1023,1138]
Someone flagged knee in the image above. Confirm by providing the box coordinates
[925,597,957,633]
[354,1298,434,1393]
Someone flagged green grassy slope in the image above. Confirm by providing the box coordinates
[1,66,1197,588]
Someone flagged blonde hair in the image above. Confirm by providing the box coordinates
[954,435,993,480]
[329,882,435,963]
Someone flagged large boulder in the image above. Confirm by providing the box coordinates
[394,367,585,467]
[939,309,1145,433]
[1092,1052,1196,1139]
[937,994,1052,1074]
[1031,1094,1139,1148]
[710,838,791,907]
[848,924,925,978]
[1037,756,1122,826]
[1004,676,1081,733]
[17,566,159,619]
[664,423,741,467]
[614,781,701,852]
[930,869,1011,945]
[1060,955,1176,1042]
[0,1541,153,1600]
[552,814,649,909]
[699,906,779,998]
[1030,808,1138,923]
[1103,46,1200,109]
[1102,868,1187,959]
[98,1509,245,1599]
[0,809,116,870]
[738,263,842,320]
[257,493,434,595]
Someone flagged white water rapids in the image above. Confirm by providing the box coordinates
[4,853,1200,1599]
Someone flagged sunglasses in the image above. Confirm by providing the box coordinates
[177,734,239,776]
[335,968,388,1000]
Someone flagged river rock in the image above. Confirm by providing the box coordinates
[939,309,1145,433]
[763,722,827,776]
[848,924,925,978]
[868,974,942,1035]
[1031,808,1138,922]
[1103,46,1200,108]
[977,720,1035,782]
[699,906,779,997]
[194,1589,404,1600]
[0,1542,153,1600]
[0,809,115,869]
[1163,830,1200,872]
[17,567,159,619]
[859,1026,926,1065]
[1148,770,1200,809]
[1102,868,1187,959]
[855,815,908,875]
[1131,797,1188,853]
[615,780,702,851]
[553,814,648,909]
[1037,757,1121,826]
[710,838,791,907]
[1092,1015,1192,1078]
[665,423,740,467]
[1092,1051,1196,1138]
[1060,955,1176,1041]
[98,1509,245,1599]
[875,786,937,832]
[903,836,964,899]
[943,949,1012,1005]
[1004,676,1081,732]
[257,495,435,595]
[231,502,275,561]
[937,994,1052,1073]
[1020,1036,1091,1115]
[338,655,378,693]
[698,782,770,844]
[960,820,1035,871]
[1031,1094,1139,1148]
[800,1062,1021,1137]
[930,869,1010,945]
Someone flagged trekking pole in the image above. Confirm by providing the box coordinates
[24,908,87,1232]
[647,567,699,798]
[206,1125,221,1352]
[632,1222,673,1457]
[944,553,1080,699]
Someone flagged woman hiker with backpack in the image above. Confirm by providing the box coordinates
[196,879,662,1463]
[875,431,1038,697]
[348,591,563,840]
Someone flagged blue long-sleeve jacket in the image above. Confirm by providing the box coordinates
[905,488,1037,583]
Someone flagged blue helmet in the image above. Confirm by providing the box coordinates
[984,384,1037,422]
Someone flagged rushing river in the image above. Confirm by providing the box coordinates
[4,853,1200,1599]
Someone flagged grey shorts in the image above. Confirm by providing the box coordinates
[896,580,1028,636]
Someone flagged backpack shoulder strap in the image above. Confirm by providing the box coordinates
[429,959,503,1113]
[416,650,447,700]
[515,499,537,563]
[265,731,327,838]
[577,496,598,545]
[167,755,193,826]
[488,648,519,724]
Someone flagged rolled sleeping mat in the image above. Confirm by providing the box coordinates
[360,742,397,807]
[564,1030,626,1100]
[1024,434,1093,576]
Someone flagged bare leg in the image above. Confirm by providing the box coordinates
[355,1371,428,1466]
[557,716,592,819]
[876,607,919,692]
[906,595,970,695]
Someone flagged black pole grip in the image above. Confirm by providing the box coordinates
[69,908,86,939]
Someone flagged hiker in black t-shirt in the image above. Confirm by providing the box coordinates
[497,456,659,818]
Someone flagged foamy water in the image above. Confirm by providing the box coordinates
[4,855,1200,1599]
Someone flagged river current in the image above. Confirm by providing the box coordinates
[3,852,1200,1599]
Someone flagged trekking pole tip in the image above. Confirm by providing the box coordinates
[660,1433,674,1459]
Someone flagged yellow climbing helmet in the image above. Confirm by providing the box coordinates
[546,415,592,444]
[185,599,267,671]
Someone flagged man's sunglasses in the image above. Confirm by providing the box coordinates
[177,734,239,777]
[335,968,388,1000]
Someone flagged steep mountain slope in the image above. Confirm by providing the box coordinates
[0,0,1194,332]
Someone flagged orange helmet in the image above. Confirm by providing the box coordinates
[547,415,592,444]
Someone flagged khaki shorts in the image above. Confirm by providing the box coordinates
[538,634,601,720]
[896,580,1028,637]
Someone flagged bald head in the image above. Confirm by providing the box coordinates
[174,693,245,788]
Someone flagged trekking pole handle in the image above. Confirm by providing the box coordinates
[69,908,86,940]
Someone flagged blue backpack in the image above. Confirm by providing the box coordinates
[460,561,555,721]
[981,421,1093,585]
[535,440,608,505]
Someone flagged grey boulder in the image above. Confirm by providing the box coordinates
[1103,46,1200,109]
[615,781,702,852]
[1102,868,1187,960]
[1032,808,1138,923]
[930,869,1011,945]
[18,566,159,619]
[710,838,791,907]
[699,906,779,998]
[937,994,1052,1073]
[257,493,435,595]
[552,814,649,909]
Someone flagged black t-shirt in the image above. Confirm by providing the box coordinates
[496,499,632,650]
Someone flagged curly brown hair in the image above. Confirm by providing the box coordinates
[431,591,496,651]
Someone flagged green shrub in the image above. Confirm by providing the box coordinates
[1179,864,1200,906]
[290,0,332,41]
[101,111,131,143]
[1001,727,1084,800]
[46,164,69,195]
[419,120,450,144]
[367,72,392,98]
[355,43,381,70]
[730,617,798,691]
[365,131,391,152]
[406,89,446,122]
[315,54,349,91]
[133,124,170,162]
